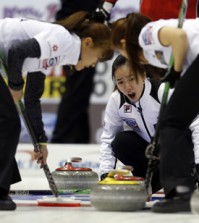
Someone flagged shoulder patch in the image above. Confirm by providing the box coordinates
[142,26,154,45]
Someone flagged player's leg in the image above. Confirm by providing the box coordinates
[153,55,199,213]
[0,74,21,211]
[112,131,161,193]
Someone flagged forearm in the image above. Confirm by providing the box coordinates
[99,129,119,176]
[171,29,188,72]
[99,144,116,177]
[24,72,48,143]
[101,0,115,15]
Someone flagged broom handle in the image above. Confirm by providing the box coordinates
[16,100,59,197]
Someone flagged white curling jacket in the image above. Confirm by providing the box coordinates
[0,17,81,74]
[99,78,199,176]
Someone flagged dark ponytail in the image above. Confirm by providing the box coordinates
[55,11,113,61]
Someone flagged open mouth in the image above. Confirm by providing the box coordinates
[128,92,136,99]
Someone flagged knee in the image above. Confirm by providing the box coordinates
[111,131,127,153]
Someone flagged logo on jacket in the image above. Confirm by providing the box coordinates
[155,50,167,65]
[124,104,132,113]
[122,117,141,132]
[52,45,58,52]
[142,26,154,45]
[42,57,59,69]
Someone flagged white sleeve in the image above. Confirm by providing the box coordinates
[189,115,199,165]
[139,21,164,50]
[157,82,174,102]
[33,25,76,59]
[99,94,123,177]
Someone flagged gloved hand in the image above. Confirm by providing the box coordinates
[90,1,113,23]
[161,66,181,88]
[100,172,109,181]
[145,141,160,174]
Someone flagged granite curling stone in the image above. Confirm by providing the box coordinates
[90,169,147,211]
[51,157,98,192]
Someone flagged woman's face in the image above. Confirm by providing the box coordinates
[75,37,104,71]
[114,63,145,103]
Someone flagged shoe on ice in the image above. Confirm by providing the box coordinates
[0,195,16,211]
[152,190,191,213]
[152,197,191,213]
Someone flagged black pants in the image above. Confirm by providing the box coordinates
[0,74,21,191]
[51,66,95,143]
[111,131,161,193]
[160,55,199,196]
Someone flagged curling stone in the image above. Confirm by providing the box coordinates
[191,189,199,214]
[90,169,147,211]
[51,157,98,192]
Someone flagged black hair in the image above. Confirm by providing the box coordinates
[112,55,127,80]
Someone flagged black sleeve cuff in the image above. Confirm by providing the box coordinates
[38,134,48,143]
[8,79,24,90]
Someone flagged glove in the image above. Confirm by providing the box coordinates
[100,172,109,181]
[161,66,181,88]
[90,2,113,23]
[145,141,160,160]
[145,141,160,173]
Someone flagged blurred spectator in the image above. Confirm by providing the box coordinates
[51,0,101,143]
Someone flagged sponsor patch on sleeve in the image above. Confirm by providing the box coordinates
[141,26,154,45]
[39,57,60,69]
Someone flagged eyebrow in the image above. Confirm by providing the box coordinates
[115,77,123,81]
[116,74,134,81]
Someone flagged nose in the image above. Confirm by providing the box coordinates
[124,81,132,91]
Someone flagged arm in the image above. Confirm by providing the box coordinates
[7,39,48,165]
[92,0,116,23]
[7,38,41,90]
[99,94,123,178]
[24,71,48,166]
[6,38,40,102]
[24,72,47,144]
[157,82,174,102]
[158,27,188,72]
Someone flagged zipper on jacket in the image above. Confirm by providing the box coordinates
[137,101,152,140]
